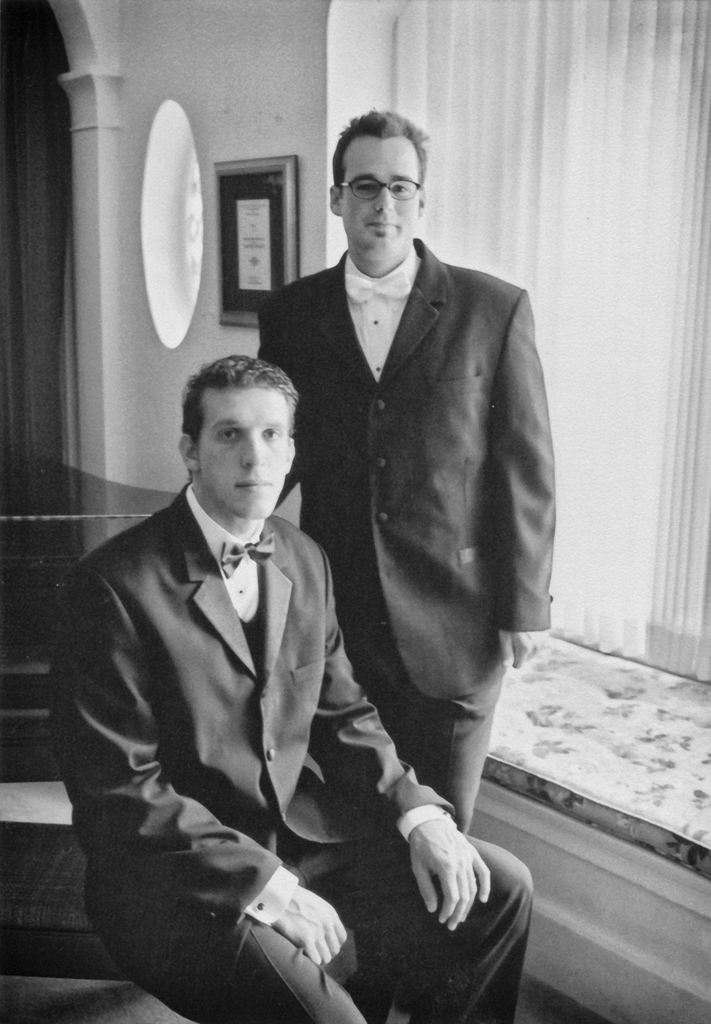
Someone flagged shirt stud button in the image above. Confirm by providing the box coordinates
[378,512,388,523]
[376,399,385,411]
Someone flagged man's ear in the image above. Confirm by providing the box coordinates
[329,185,343,218]
[418,185,426,217]
[179,434,199,475]
[285,435,296,472]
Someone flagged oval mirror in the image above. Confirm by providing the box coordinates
[141,100,203,349]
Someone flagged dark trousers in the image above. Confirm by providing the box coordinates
[88,834,531,1024]
[345,623,503,833]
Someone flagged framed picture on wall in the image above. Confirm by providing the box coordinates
[216,155,299,326]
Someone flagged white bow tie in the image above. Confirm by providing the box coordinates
[345,271,412,304]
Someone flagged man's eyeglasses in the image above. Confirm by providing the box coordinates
[341,178,422,202]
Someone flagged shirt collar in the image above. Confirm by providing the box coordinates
[186,485,264,564]
[345,245,420,291]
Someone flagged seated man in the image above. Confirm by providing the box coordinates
[51,355,532,1024]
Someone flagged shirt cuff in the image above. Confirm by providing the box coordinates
[244,866,299,925]
[397,804,455,842]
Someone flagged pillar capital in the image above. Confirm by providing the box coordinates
[59,70,122,132]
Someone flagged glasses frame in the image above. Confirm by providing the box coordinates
[340,177,422,202]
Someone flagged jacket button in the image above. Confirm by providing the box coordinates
[266,748,276,761]
[375,399,385,411]
[377,512,388,523]
[375,457,386,468]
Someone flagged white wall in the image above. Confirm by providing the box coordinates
[55,0,332,495]
[476,781,711,1024]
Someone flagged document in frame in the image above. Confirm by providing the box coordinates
[237,198,272,291]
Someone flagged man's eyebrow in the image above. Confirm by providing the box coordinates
[212,419,287,429]
[351,173,416,180]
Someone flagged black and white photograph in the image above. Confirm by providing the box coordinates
[1,2,709,1023]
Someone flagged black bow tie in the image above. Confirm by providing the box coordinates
[220,533,275,577]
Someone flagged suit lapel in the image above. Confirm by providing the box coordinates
[380,241,447,387]
[192,573,257,678]
[317,259,376,391]
[175,497,257,679]
[183,508,294,681]
[261,554,293,680]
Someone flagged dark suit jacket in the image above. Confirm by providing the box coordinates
[51,493,446,918]
[259,240,555,701]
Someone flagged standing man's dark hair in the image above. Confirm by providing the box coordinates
[259,107,555,972]
[332,109,429,187]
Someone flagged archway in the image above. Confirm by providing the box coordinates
[1,0,73,517]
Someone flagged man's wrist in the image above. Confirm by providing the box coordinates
[244,865,299,925]
[397,804,455,842]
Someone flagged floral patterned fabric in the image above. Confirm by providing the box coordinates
[484,637,711,878]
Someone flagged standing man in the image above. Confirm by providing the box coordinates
[51,356,532,1024]
[259,111,555,831]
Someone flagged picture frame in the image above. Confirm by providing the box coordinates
[216,155,299,326]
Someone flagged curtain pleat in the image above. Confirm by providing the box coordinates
[651,2,711,680]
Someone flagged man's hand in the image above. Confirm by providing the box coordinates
[409,818,490,931]
[499,629,548,669]
[271,884,347,966]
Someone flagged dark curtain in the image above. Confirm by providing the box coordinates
[0,0,72,515]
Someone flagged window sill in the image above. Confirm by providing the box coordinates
[484,637,711,877]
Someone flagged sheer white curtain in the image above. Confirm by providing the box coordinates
[394,0,711,679]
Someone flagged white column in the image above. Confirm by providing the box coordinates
[59,70,122,486]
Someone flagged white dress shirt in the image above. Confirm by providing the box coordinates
[185,485,452,926]
[186,485,262,622]
[345,246,421,381]
[186,486,299,922]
